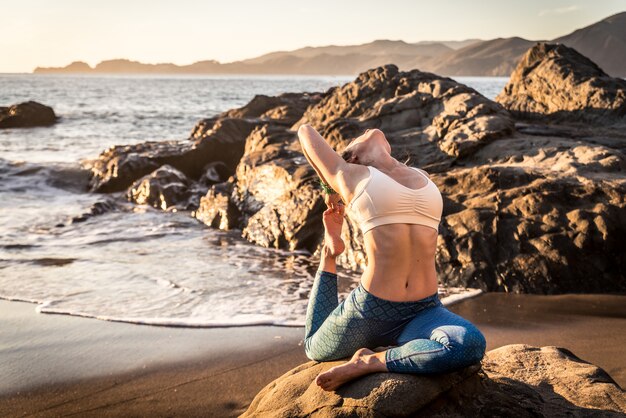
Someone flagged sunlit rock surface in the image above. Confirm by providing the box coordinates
[496,42,626,124]
[126,164,205,210]
[293,64,514,159]
[242,345,626,417]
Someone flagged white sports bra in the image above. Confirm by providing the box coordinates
[347,166,443,234]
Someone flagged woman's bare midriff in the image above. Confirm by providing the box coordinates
[359,223,439,302]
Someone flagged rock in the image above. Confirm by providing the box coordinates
[496,42,626,124]
[87,118,258,193]
[193,181,241,230]
[197,161,230,187]
[0,101,57,128]
[187,92,327,248]
[293,64,514,159]
[433,164,626,293]
[190,92,323,139]
[232,124,325,252]
[242,344,626,417]
[69,197,130,225]
[194,119,327,250]
[126,165,204,210]
[191,117,261,170]
[89,91,324,194]
[87,140,190,193]
[222,92,322,126]
[287,65,624,294]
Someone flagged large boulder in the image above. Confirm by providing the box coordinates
[496,42,626,124]
[231,124,324,251]
[0,101,57,128]
[242,344,626,417]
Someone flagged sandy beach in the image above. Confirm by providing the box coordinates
[1,293,624,417]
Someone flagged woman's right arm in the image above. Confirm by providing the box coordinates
[297,124,350,196]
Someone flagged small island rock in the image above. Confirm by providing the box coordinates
[0,101,57,128]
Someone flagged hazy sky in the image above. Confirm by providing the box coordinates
[1,0,624,73]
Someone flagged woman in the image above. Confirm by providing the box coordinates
[297,124,486,392]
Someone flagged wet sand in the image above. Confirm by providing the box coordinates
[1,293,625,417]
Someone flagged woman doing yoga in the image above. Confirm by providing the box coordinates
[297,124,486,392]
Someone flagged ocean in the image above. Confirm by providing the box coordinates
[0,74,508,327]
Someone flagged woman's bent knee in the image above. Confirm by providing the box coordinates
[463,326,486,364]
[440,324,486,367]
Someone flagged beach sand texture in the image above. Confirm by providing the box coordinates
[1,293,624,417]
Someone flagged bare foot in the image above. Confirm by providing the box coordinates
[315,348,387,391]
[322,207,345,257]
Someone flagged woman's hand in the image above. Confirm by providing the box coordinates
[324,193,344,213]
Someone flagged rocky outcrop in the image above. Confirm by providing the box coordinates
[87,93,322,194]
[293,64,514,159]
[188,93,325,248]
[87,139,193,193]
[68,197,131,225]
[86,118,258,193]
[317,64,625,294]
[193,65,513,254]
[194,181,241,230]
[433,162,626,293]
[242,344,626,417]
[194,123,325,251]
[496,43,626,124]
[0,101,57,128]
[88,54,626,294]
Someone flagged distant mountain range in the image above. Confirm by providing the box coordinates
[34,12,626,77]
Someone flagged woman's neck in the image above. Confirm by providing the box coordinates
[372,156,402,174]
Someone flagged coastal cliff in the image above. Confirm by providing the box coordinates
[84,44,626,295]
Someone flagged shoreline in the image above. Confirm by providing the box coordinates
[0,287,484,329]
[2,293,625,417]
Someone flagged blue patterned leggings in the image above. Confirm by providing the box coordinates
[304,270,486,373]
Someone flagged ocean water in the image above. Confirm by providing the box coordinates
[0,74,505,327]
